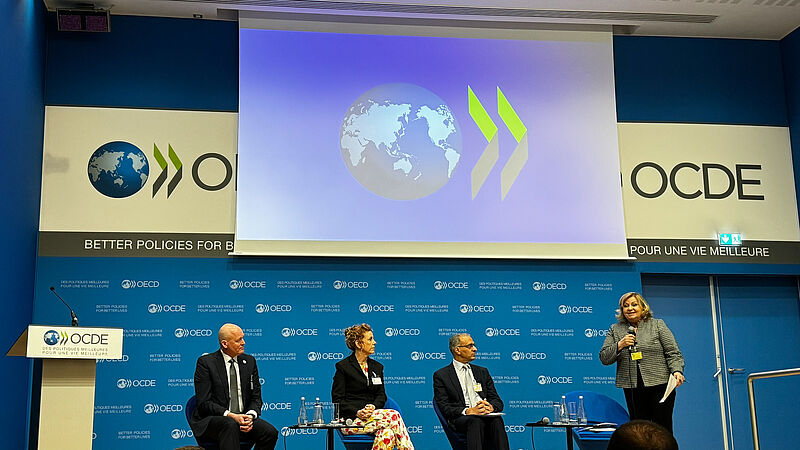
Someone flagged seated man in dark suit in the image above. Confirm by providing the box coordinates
[190,323,278,450]
[433,333,510,450]
[607,420,679,450]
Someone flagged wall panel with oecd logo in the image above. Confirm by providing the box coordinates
[33,105,642,449]
[34,256,640,449]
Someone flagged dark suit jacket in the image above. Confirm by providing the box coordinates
[191,350,263,437]
[331,353,387,420]
[433,362,504,424]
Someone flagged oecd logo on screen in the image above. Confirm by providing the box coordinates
[359,304,395,313]
[148,304,186,313]
[434,280,469,290]
[171,429,193,439]
[229,279,266,290]
[117,378,156,389]
[460,304,494,313]
[511,351,547,361]
[532,281,567,291]
[174,328,213,338]
[385,327,421,337]
[333,280,369,290]
[281,328,318,337]
[537,375,573,385]
[558,305,593,314]
[255,304,292,314]
[485,327,520,337]
[584,328,609,338]
[143,403,183,414]
[43,329,61,346]
[121,279,159,289]
[307,351,345,362]
[410,351,447,361]
[407,426,423,434]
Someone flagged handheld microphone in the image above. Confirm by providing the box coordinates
[627,326,636,351]
[538,417,550,425]
[345,418,355,426]
[50,286,79,326]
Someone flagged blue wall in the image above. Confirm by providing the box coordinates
[614,36,788,125]
[0,1,45,448]
[45,14,237,111]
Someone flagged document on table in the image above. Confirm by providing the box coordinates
[659,374,678,403]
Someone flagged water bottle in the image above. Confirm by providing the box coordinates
[577,395,587,425]
[559,395,569,424]
[298,397,308,425]
[552,402,561,424]
[313,397,324,424]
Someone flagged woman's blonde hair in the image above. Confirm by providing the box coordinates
[344,323,372,351]
[615,292,653,324]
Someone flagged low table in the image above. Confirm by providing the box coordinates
[287,423,365,449]
[525,422,583,450]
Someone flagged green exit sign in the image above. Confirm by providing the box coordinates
[719,233,742,246]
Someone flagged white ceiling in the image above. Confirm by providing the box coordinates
[44,0,800,40]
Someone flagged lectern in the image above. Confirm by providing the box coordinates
[7,325,123,450]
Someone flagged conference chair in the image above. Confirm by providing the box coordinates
[336,396,403,449]
[184,395,255,450]
[564,390,630,450]
[432,398,467,450]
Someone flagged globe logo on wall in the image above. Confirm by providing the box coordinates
[558,305,569,314]
[340,83,462,200]
[43,330,60,346]
[87,141,149,198]
[537,375,548,385]
[144,404,156,414]
[433,281,444,290]
[171,429,182,440]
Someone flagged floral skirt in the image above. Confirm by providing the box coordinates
[341,408,415,450]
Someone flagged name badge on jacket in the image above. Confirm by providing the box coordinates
[474,383,482,393]
[371,376,383,385]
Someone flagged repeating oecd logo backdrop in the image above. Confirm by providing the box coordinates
[32,254,640,450]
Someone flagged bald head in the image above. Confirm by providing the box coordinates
[218,323,245,357]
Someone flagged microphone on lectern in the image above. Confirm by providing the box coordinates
[50,286,79,326]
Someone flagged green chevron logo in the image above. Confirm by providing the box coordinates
[152,144,183,198]
[468,86,528,200]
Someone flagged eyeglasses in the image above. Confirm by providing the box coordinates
[457,344,476,349]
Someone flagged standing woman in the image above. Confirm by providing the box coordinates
[332,323,415,450]
[599,292,686,433]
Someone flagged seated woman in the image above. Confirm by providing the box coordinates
[332,323,415,450]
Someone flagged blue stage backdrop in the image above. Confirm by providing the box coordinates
[33,257,640,449]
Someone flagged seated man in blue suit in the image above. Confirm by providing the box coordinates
[433,333,510,450]
[190,323,278,450]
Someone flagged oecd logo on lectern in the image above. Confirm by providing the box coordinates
[43,329,60,346]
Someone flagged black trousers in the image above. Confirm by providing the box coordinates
[623,368,677,434]
[451,415,510,450]
[199,416,278,450]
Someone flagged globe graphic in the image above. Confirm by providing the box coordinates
[340,83,462,200]
[43,330,59,346]
[87,141,149,198]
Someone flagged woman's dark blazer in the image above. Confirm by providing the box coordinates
[331,353,387,420]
